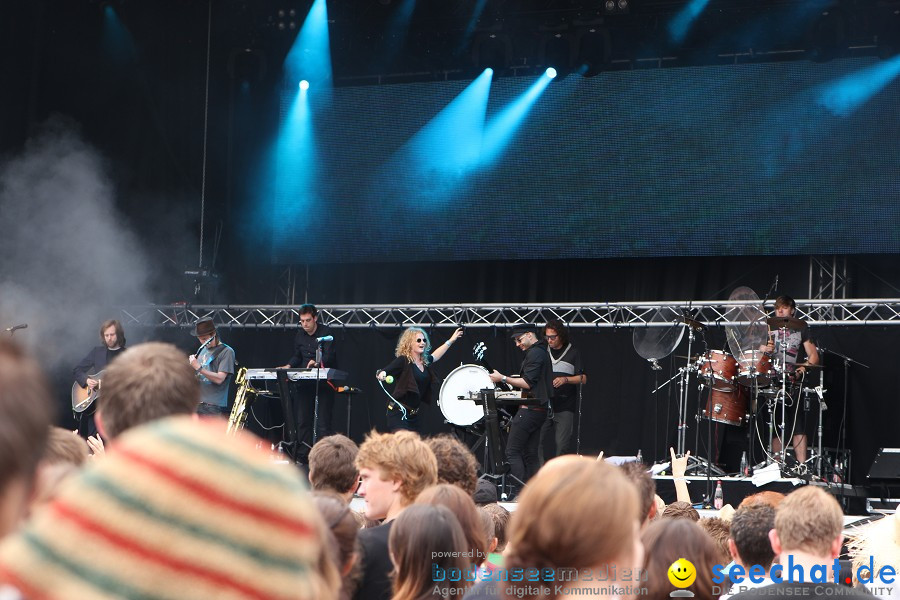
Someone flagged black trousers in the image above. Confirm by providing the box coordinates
[294,383,335,458]
[506,408,546,488]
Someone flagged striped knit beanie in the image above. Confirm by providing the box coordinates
[0,416,337,600]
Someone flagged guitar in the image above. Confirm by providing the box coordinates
[473,342,513,391]
[71,371,104,413]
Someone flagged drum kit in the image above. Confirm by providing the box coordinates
[643,286,831,479]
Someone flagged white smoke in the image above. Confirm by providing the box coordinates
[0,118,153,375]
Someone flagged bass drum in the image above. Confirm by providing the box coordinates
[439,364,492,426]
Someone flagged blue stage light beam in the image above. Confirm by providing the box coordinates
[459,0,489,54]
[263,85,319,238]
[101,5,137,65]
[668,0,711,45]
[376,69,493,207]
[405,67,494,175]
[480,70,555,165]
[818,54,900,117]
[285,0,332,90]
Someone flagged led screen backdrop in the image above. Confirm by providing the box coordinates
[250,56,900,264]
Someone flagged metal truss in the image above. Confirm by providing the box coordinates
[119,299,900,330]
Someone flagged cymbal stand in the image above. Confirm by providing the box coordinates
[646,325,692,459]
[676,325,696,456]
[805,372,827,480]
[775,327,790,465]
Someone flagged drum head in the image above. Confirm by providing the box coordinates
[439,364,491,426]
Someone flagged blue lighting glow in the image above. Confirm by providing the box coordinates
[101,4,137,65]
[285,0,332,91]
[460,0,489,53]
[481,72,554,165]
[546,67,558,79]
[375,69,494,206]
[818,54,900,117]
[668,0,711,45]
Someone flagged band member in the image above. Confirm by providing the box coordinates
[376,327,464,433]
[188,318,235,417]
[278,304,337,458]
[540,319,586,461]
[489,326,554,495]
[760,295,819,463]
[73,319,127,439]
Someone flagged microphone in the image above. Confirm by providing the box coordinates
[337,386,362,393]
[5,324,27,333]
[774,274,779,290]
[316,335,333,343]
[385,375,394,384]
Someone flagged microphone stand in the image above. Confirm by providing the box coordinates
[817,346,868,486]
[313,341,324,448]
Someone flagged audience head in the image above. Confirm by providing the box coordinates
[473,479,498,505]
[43,427,89,467]
[97,342,200,440]
[620,462,657,525]
[416,483,487,566]
[355,430,437,521]
[698,517,731,565]
[738,490,785,509]
[771,486,843,559]
[478,508,497,554]
[481,503,511,552]
[425,434,479,497]
[641,518,720,600]
[662,501,700,522]
[728,504,776,570]
[0,416,339,599]
[503,456,642,599]
[28,427,90,511]
[309,435,359,501]
[311,491,361,600]
[389,504,470,600]
[0,340,54,538]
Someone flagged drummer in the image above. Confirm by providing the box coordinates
[759,295,819,463]
[376,327,464,433]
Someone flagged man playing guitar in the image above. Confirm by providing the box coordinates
[73,319,126,441]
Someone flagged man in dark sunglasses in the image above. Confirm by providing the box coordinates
[489,325,553,497]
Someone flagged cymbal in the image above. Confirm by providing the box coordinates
[681,315,706,331]
[767,316,806,331]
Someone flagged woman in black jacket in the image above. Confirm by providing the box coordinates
[376,327,463,432]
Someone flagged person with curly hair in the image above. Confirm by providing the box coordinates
[376,327,463,432]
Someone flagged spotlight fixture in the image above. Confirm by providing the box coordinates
[546,67,557,78]
[299,79,310,90]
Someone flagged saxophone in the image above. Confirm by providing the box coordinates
[227,367,257,435]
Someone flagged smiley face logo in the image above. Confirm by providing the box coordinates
[668,558,696,589]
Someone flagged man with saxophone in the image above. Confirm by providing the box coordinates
[189,318,235,416]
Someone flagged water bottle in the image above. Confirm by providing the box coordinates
[636,449,643,464]
[714,480,724,509]
[832,459,843,484]
[740,452,748,477]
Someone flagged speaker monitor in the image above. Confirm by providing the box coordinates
[867,448,900,481]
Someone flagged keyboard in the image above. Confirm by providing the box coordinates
[244,368,348,381]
